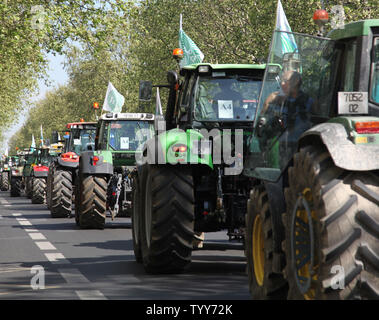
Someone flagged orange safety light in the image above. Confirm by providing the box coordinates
[173,48,184,61]
[93,102,99,109]
[313,9,329,27]
[80,118,84,122]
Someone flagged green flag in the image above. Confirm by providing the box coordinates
[103,82,125,113]
[179,19,204,67]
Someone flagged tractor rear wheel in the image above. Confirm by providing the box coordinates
[246,186,288,299]
[25,177,32,198]
[77,175,107,229]
[140,165,194,274]
[132,177,142,263]
[10,177,22,197]
[31,177,46,204]
[1,171,9,191]
[284,145,379,300]
[50,168,73,218]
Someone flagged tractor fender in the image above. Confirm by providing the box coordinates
[79,151,113,175]
[300,122,379,171]
[57,157,79,169]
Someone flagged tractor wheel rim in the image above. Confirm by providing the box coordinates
[290,188,317,300]
[252,214,265,287]
[145,174,152,248]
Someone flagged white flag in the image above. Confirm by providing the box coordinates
[275,0,297,54]
[103,82,125,113]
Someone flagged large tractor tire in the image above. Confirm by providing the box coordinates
[46,167,54,210]
[25,177,33,199]
[77,175,107,229]
[283,145,379,300]
[140,165,194,274]
[31,177,46,204]
[50,168,73,218]
[10,177,22,197]
[132,177,142,263]
[246,186,288,299]
[1,171,9,191]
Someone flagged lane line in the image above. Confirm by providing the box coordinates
[12,213,22,216]
[23,228,39,232]
[58,268,91,284]
[35,241,57,251]
[44,253,70,264]
[18,221,32,226]
[75,290,107,300]
[28,233,47,240]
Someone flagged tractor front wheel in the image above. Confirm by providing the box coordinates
[140,165,194,274]
[1,171,9,191]
[50,168,73,218]
[31,177,46,204]
[10,177,22,197]
[77,175,107,229]
[284,145,379,300]
[246,185,288,299]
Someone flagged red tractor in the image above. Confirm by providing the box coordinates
[46,121,97,217]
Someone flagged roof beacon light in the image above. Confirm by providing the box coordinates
[173,48,184,62]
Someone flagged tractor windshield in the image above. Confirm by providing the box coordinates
[68,128,96,155]
[370,37,379,104]
[194,73,262,121]
[108,120,153,151]
[245,31,339,182]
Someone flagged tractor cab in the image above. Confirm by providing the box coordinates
[175,64,265,129]
[61,122,97,163]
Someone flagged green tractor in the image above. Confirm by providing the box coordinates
[245,20,379,300]
[133,60,265,273]
[75,112,155,229]
[10,153,25,197]
[23,150,37,199]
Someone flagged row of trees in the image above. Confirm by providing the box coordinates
[7,0,379,151]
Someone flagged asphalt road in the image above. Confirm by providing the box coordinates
[0,191,250,300]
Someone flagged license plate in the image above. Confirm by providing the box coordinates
[338,92,368,114]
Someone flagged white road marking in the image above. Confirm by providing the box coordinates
[18,221,32,226]
[28,233,46,240]
[75,290,107,300]
[44,253,70,264]
[35,241,57,251]
[12,213,22,216]
[16,218,28,221]
[23,228,39,232]
[58,268,90,284]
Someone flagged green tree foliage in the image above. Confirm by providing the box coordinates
[7,0,379,151]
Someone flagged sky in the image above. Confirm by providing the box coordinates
[2,53,68,154]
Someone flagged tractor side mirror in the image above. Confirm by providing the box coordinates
[139,81,153,102]
[167,70,178,86]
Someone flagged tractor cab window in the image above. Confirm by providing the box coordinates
[69,128,96,155]
[342,39,357,92]
[370,37,379,104]
[245,31,336,182]
[194,73,262,121]
[108,120,153,151]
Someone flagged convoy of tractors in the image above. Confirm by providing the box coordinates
[1,13,378,300]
